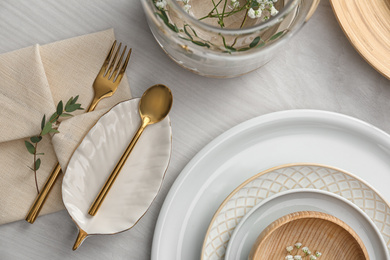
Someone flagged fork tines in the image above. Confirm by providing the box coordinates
[101,41,132,82]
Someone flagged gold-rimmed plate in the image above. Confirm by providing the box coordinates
[330,0,390,80]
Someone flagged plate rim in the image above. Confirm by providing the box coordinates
[152,109,390,259]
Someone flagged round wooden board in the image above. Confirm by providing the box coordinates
[330,0,390,80]
[249,211,369,260]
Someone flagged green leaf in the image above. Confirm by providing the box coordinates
[168,23,179,33]
[249,36,261,48]
[192,41,210,48]
[270,31,284,41]
[178,36,192,42]
[238,47,250,52]
[35,158,41,171]
[41,121,53,136]
[65,104,82,112]
[71,95,79,105]
[49,128,60,134]
[30,136,42,143]
[25,141,35,154]
[156,12,168,23]
[225,46,236,52]
[60,113,73,117]
[41,114,46,130]
[257,42,266,48]
[49,112,58,123]
[65,97,73,109]
[186,24,198,37]
[184,25,193,40]
[56,101,63,116]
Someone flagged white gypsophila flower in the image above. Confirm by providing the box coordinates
[248,8,256,19]
[309,256,317,260]
[302,247,309,254]
[182,0,189,4]
[231,0,239,8]
[255,9,262,18]
[183,4,191,12]
[270,5,278,16]
[286,255,294,260]
[295,242,302,249]
[316,252,322,257]
[156,0,167,10]
[294,256,302,260]
[286,246,294,253]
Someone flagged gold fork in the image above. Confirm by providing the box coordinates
[25,41,132,224]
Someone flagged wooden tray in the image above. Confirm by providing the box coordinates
[330,0,390,80]
[249,211,369,259]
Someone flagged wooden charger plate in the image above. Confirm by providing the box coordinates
[249,211,369,259]
[330,0,390,80]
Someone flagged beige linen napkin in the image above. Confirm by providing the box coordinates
[0,29,132,225]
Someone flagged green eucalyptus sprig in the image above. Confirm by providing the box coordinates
[25,96,83,194]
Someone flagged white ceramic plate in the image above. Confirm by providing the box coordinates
[152,110,390,260]
[225,189,388,260]
[62,98,171,248]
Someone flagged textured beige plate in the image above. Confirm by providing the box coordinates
[330,0,390,80]
[249,211,369,260]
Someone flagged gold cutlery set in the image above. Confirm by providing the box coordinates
[24,41,172,249]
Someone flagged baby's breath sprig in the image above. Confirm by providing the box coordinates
[25,96,83,194]
[153,0,285,53]
[284,243,321,260]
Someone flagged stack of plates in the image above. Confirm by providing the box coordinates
[151,110,390,260]
[202,164,388,259]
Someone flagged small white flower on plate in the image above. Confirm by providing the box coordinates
[286,246,294,253]
[295,242,302,249]
[286,255,293,260]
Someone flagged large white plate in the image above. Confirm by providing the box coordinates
[151,110,390,260]
[62,98,172,248]
[225,189,388,260]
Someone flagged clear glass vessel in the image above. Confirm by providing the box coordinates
[141,0,319,78]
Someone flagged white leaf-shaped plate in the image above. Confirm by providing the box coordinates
[62,98,172,250]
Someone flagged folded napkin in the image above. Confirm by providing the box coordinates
[0,29,132,225]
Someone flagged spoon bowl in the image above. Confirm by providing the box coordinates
[140,84,173,124]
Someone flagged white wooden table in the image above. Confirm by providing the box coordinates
[1,0,389,259]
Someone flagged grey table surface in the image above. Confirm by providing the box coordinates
[1,0,389,259]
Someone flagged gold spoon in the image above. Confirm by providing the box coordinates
[87,84,173,216]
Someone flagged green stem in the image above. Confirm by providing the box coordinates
[198,0,223,20]
[240,8,249,28]
[33,142,39,194]
[220,0,229,28]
